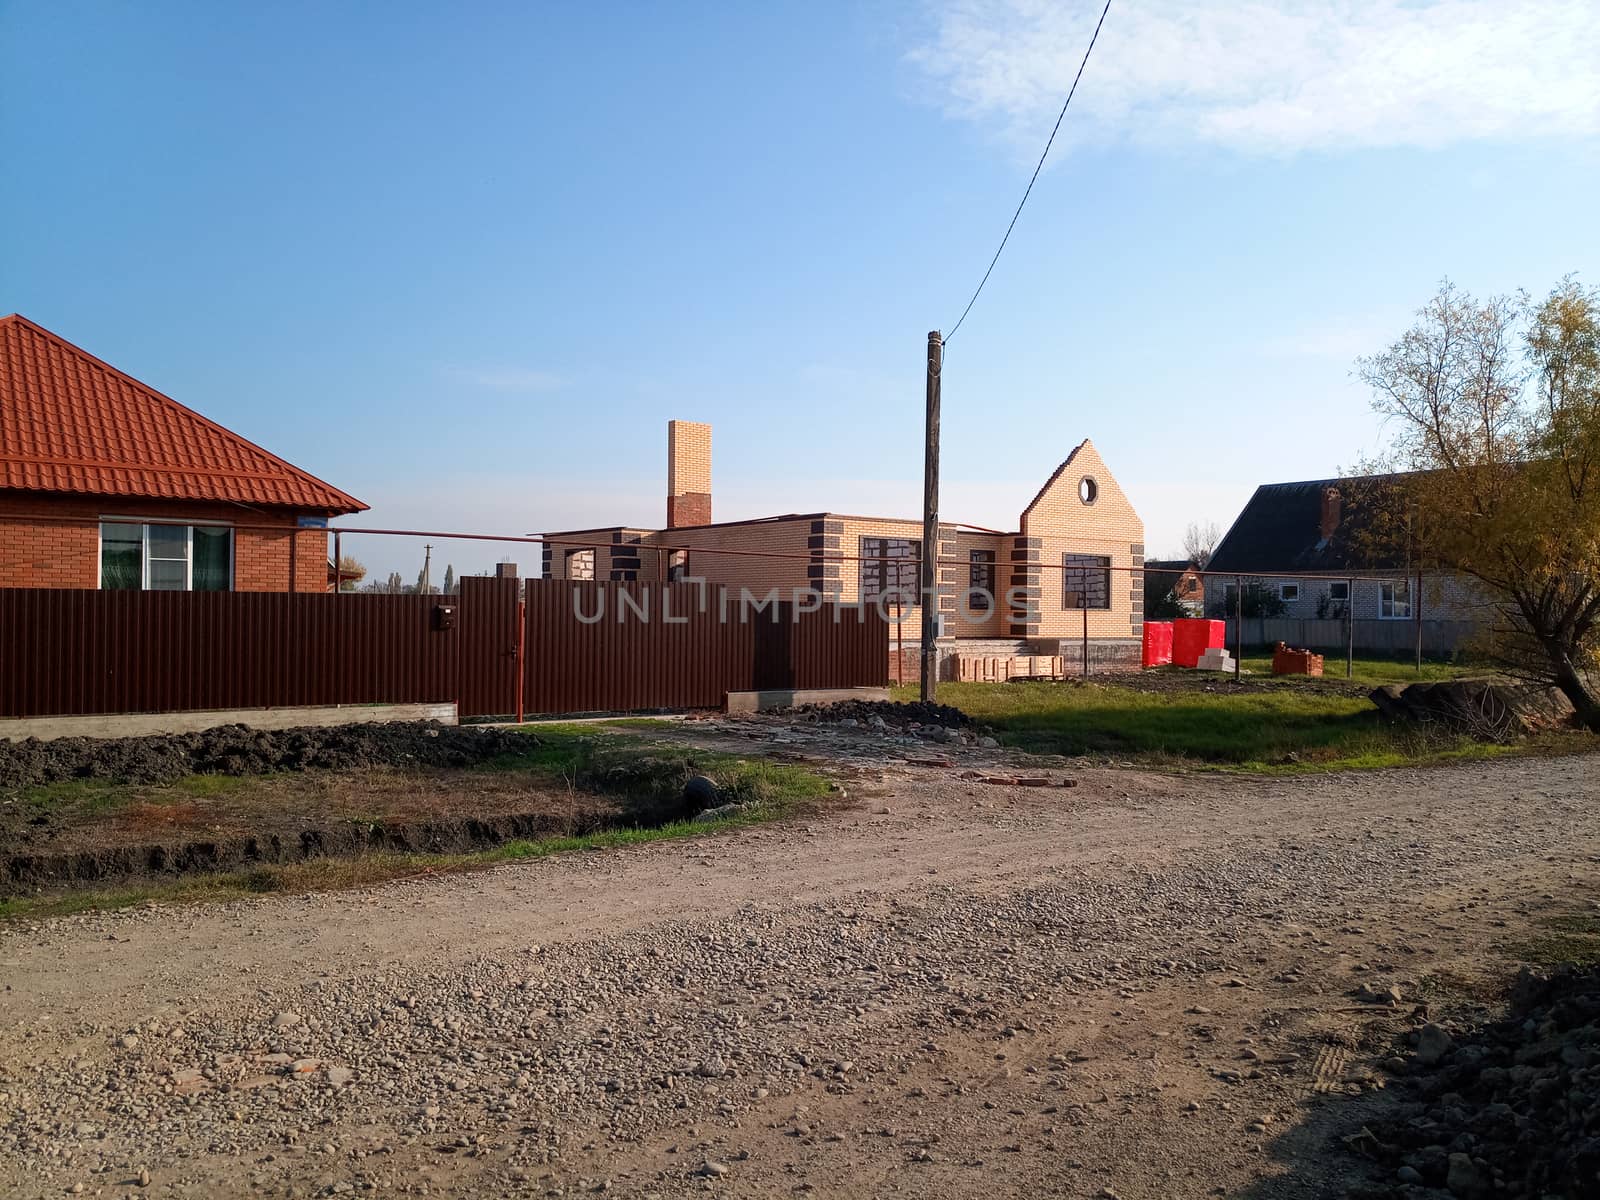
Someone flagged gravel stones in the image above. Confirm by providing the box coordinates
[1414,1022,1453,1065]
[1355,964,1600,1198]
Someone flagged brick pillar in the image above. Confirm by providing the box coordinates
[666,420,712,529]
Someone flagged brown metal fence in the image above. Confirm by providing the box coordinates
[522,581,887,715]
[0,587,478,719]
[0,578,887,722]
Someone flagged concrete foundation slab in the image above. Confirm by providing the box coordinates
[0,702,459,743]
[725,687,890,715]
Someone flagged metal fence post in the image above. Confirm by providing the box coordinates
[1415,567,1424,675]
[1234,575,1243,681]
[1346,575,1355,679]
[515,589,526,724]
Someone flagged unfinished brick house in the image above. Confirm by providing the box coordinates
[541,421,1146,680]
[0,314,367,592]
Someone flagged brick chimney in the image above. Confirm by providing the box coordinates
[1319,486,1342,541]
[666,420,712,529]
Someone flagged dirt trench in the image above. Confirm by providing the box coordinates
[2,808,607,890]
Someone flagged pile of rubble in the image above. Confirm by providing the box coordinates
[1351,963,1600,1198]
[774,699,974,729]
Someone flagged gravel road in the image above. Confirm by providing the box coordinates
[2,751,1597,1199]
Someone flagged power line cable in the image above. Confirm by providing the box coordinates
[944,0,1112,344]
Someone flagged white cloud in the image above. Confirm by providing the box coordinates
[911,0,1600,155]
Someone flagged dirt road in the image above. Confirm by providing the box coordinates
[2,752,1597,1199]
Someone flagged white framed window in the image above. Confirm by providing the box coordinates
[1379,579,1413,620]
[666,549,690,582]
[1278,581,1300,602]
[1329,581,1350,601]
[98,521,233,591]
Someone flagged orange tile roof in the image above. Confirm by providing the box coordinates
[0,314,367,514]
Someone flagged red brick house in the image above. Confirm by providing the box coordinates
[0,314,366,592]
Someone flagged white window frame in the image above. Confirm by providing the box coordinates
[97,518,234,591]
[1278,581,1300,602]
[1328,581,1350,601]
[1379,579,1413,620]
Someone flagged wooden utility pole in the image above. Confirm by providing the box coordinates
[920,331,942,702]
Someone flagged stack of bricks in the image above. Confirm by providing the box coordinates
[1271,642,1324,676]
[956,654,1066,682]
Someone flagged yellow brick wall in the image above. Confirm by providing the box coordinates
[948,529,1012,637]
[834,515,929,630]
[538,436,1143,641]
[1019,440,1144,639]
[667,421,712,494]
[651,519,814,594]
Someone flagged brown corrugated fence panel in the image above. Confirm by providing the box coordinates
[521,582,886,715]
[0,589,460,719]
[0,582,885,721]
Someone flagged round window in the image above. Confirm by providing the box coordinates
[1078,477,1098,504]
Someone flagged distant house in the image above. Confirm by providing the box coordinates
[0,314,367,592]
[1208,474,1492,650]
[1144,559,1204,615]
[541,421,1147,678]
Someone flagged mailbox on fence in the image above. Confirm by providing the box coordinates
[1171,618,1225,668]
[1141,621,1174,667]
[432,604,456,631]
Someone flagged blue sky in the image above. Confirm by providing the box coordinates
[4,1,1597,582]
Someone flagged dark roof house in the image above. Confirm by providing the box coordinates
[1208,474,1414,576]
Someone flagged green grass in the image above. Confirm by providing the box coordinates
[0,727,833,922]
[498,724,834,809]
[902,679,1577,772]
[1235,655,1476,688]
[1515,910,1600,968]
[15,725,827,819]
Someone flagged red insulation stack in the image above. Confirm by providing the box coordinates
[1141,621,1174,667]
[1171,618,1225,668]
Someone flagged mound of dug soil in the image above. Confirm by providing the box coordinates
[1369,680,1576,740]
[0,722,533,789]
[775,700,974,729]
[1351,963,1600,1198]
